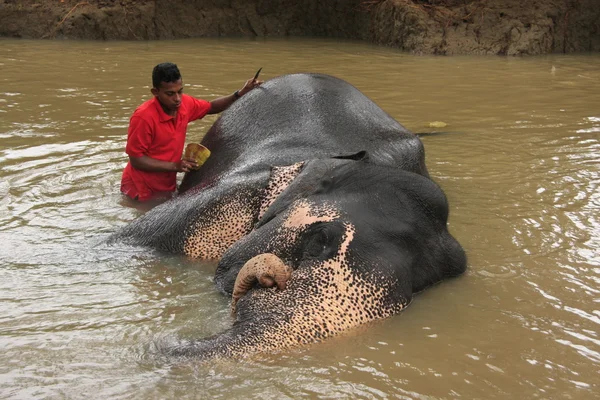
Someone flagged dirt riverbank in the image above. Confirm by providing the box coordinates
[0,0,598,55]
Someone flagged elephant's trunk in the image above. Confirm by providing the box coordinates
[231,253,292,314]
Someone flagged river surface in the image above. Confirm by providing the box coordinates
[0,38,599,399]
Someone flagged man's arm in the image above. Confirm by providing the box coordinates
[126,115,197,173]
[207,77,263,114]
[129,155,197,173]
[208,92,239,115]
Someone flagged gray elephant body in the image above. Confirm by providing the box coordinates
[112,73,466,360]
[179,73,429,193]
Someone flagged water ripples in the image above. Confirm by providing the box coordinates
[1,39,599,398]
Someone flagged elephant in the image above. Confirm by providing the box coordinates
[112,73,467,360]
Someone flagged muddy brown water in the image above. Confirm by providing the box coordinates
[1,38,599,399]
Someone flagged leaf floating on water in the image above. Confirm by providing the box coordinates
[428,121,447,128]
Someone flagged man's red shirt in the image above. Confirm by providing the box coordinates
[120,95,211,201]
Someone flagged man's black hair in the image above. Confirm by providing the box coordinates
[152,62,181,89]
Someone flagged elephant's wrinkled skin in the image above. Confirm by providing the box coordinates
[112,73,467,360]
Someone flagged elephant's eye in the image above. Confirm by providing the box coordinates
[302,222,343,260]
[304,229,329,257]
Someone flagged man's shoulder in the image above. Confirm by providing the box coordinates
[131,98,158,121]
[181,94,211,121]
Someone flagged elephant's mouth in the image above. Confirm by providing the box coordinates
[174,207,411,360]
[164,248,406,360]
[225,246,407,352]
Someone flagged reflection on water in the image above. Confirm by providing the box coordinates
[0,38,599,399]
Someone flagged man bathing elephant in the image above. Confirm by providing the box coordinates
[112,73,467,359]
[120,62,262,202]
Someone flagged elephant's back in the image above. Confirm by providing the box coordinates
[180,73,425,192]
[215,73,410,152]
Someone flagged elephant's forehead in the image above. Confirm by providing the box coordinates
[282,200,339,229]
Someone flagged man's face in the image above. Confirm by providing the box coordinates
[151,79,183,115]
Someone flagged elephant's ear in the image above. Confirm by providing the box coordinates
[332,150,368,162]
[258,162,305,221]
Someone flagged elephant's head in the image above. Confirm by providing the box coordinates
[164,157,466,359]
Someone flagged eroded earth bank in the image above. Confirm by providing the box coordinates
[1,0,599,55]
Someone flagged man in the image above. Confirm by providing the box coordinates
[120,62,262,201]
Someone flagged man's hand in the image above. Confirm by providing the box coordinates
[208,76,264,114]
[175,158,198,172]
[238,77,263,97]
